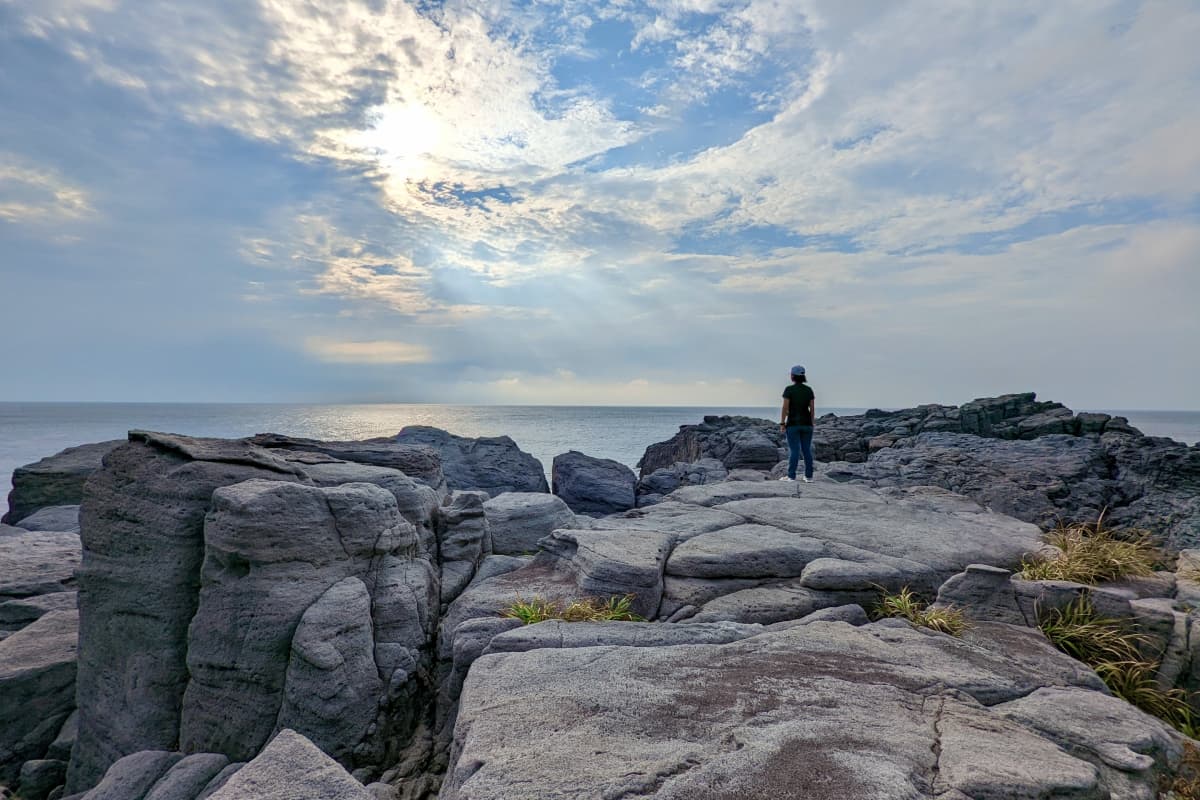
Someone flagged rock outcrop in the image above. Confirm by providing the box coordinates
[482,492,579,556]
[639,392,1200,549]
[3,440,122,525]
[551,450,636,516]
[393,427,548,497]
[12,505,81,534]
[248,433,448,495]
[3,406,1199,798]
[442,619,1178,799]
[67,432,441,795]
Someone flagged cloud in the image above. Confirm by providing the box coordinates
[0,154,92,225]
[305,336,432,364]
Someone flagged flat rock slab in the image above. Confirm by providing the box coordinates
[14,504,81,534]
[443,621,1155,800]
[0,528,81,600]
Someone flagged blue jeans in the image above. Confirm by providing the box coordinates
[786,425,814,480]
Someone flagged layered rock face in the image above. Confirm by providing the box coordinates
[639,392,1200,549]
[3,440,122,525]
[66,432,440,794]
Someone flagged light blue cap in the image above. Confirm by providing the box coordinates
[791,365,806,376]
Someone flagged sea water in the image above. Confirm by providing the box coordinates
[1,403,1197,511]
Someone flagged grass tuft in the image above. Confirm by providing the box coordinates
[503,594,643,625]
[1036,596,1198,738]
[1020,517,1160,584]
[875,586,967,636]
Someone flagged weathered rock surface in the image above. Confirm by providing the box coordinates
[249,433,448,495]
[635,458,728,507]
[0,529,80,601]
[639,393,1200,549]
[14,505,81,534]
[393,426,548,497]
[142,753,230,800]
[442,620,1175,800]
[0,591,77,630]
[437,491,492,609]
[551,451,636,515]
[482,492,578,556]
[3,441,122,525]
[0,609,78,786]
[80,750,183,800]
[180,480,420,763]
[207,730,371,800]
[68,432,307,792]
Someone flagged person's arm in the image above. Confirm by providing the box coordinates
[809,394,815,423]
[780,397,789,430]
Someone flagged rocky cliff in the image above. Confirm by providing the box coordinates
[2,405,1200,799]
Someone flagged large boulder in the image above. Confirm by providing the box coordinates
[0,608,78,785]
[393,426,548,497]
[0,528,80,602]
[68,432,307,792]
[441,619,1179,799]
[3,440,122,525]
[551,451,636,515]
[636,458,728,507]
[482,492,578,556]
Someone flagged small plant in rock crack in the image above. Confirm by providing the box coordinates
[502,594,644,624]
[874,586,967,636]
[1020,515,1162,584]
[1037,596,1198,737]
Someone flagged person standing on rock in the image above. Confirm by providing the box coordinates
[779,365,815,482]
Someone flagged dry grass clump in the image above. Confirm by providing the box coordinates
[503,594,643,625]
[1020,517,1160,584]
[875,586,967,636]
[1037,597,1197,738]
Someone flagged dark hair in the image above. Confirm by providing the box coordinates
[791,373,807,384]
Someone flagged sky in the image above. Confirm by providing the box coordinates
[0,0,1198,409]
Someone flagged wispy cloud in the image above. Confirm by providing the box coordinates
[305,336,431,365]
[0,154,92,225]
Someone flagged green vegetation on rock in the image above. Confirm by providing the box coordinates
[875,586,967,636]
[503,594,643,625]
[1020,517,1161,584]
[1037,597,1196,737]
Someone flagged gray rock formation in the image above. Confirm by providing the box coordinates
[248,433,448,495]
[81,750,183,800]
[0,608,78,786]
[551,451,636,515]
[482,492,578,556]
[0,528,80,601]
[13,505,81,534]
[437,492,492,609]
[143,753,230,800]
[68,432,308,792]
[394,427,548,497]
[826,431,1200,549]
[59,429,443,796]
[636,458,728,507]
[639,392,1200,549]
[3,440,122,525]
[441,619,1179,799]
[207,730,371,800]
[0,591,77,631]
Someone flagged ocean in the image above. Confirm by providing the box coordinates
[2,403,1197,513]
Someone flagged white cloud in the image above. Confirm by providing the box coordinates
[0,155,93,225]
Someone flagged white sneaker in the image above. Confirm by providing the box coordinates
[778,476,795,482]
[802,477,812,483]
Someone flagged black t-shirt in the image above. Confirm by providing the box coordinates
[783,383,815,426]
